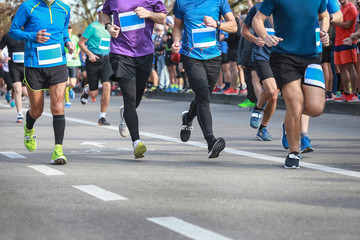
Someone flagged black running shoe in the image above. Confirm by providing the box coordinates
[284,151,301,169]
[208,138,226,159]
[180,111,193,142]
[98,117,110,126]
[80,85,89,105]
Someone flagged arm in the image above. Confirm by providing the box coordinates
[241,23,265,47]
[204,12,237,33]
[9,5,37,42]
[252,11,282,47]
[171,17,184,53]
[247,0,253,9]
[332,19,354,29]
[134,7,166,24]
[331,10,343,24]
[104,13,121,38]
[0,49,11,63]
[78,37,99,62]
[319,10,330,46]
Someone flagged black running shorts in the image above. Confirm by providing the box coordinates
[85,55,112,91]
[320,46,331,64]
[24,64,68,91]
[221,52,229,64]
[253,60,274,83]
[270,52,320,89]
[9,62,24,84]
[67,67,77,79]
[227,48,238,62]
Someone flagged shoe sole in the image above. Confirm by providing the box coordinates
[301,147,314,154]
[256,135,272,141]
[98,123,110,126]
[134,144,146,159]
[180,111,192,142]
[284,165,300,169]
[208,138,226,159]
[51,157,67,165]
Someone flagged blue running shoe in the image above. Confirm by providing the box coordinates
[65,102,72,108]
[69,89,75,99]
[249,108,263,129]
[256,127,272,141]
[301,136,314,154]
[281,122,289,149]
[5,91,11,103]
[10,100,15,107]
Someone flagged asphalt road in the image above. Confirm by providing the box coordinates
[0,94,359,240]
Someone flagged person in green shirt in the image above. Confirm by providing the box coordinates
[78,4,112,126]
[65,23,81,108]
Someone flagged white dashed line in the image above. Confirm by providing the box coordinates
[148,217,234,240]
[73,185,128,201]
[28,165,65,176]
[0,151,26,159]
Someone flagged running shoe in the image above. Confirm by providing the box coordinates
[334,94,346,102]
[51,144,67,165]
[300,136,314,154]
[24,124,37,152]
[237,99,256,108]
[180,111,193,142]
[133,140,146,159]
[223,88,238,95]
[284,151,301,169]
[69,89,75,99]
[256,127,272,141]
[345,93,359,103]
[239,83,247,93]
[98,117,110,126]
[80,85,89,105]
[5,91,11,103]
[16,114,24,123]
[249,107,263,129]
[281,122,289,149]
[65,102,72,108]
[91,98,96,102]
[208,138,226,159]
[119,105,129,137]
[212,86,222,94]
[10,100,15,107]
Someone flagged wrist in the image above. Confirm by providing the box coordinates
[105,22,112,30]
[216,20,221,29]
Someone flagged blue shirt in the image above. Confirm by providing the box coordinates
[244,2,272,62]
[9,0,71,68]
[220,30,229,54]
[259,0,327,57]
[173,0,232,60]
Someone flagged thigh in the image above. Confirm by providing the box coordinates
[135,55,152,89]
[9,63,24,84]
[109,53,136,81]
[302,84,325,117]
[86,60,101,91]
[183,56,209,91]
[281,79,304,115]
[204,56,221,90]
[100,58,112,84]
[254,60,274,83]
[47,65,68,88]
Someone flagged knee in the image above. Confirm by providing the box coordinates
[304,103,324,117]
[51,101,64,114]
[31,109,43,119]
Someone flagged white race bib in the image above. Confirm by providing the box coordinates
[12,52,24,63]
[192,28,216,48]
[99,38,111,50]
[37,44,63,65]
[119,11,145,32]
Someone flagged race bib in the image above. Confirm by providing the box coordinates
[37,44,63,65]
[304,64,325,89]
[192,28,216,48]
[12,52,24,63]
[119,11,145,32]
[265,28,275,36]
[316,27,322,52]
[99,38,111,50]
[66,53,74,61]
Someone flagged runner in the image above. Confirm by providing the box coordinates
[78,4,112,126]
[0,17,28,123]
[102,0,167,159]
[252,0,329,168]
[10,0,74,165]
[172,0,237,158]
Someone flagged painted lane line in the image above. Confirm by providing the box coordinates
[73,185,127,201]
[148,217,234,240]
[28,165,65,176]
[1,151,26,159]
[80,141,105,148]
[41,112,360,179]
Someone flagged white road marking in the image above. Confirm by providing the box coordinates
[0,151,26,159]
[28,165,65,176]
[73,185,127,201]
[41,112,360,179]
[80,141,105,148]
[148,217,234,240]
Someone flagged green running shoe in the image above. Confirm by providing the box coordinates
[24,124,37,152]
[133,140,146,159]
[237,99,256,108]
[51,144,67,165]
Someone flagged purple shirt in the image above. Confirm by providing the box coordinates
[103,0,167,57]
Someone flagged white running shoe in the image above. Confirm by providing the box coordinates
[119,105,129,137]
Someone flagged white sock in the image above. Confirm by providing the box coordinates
[133,139,141,148]
[17,112,22,116]
[99,112,106,119]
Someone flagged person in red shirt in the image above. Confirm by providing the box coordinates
[333,0,359,102]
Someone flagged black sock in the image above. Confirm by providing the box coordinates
[254,105,261,111]
[205,135,216,150]
[259,124,266,130]
[53,115,65,145]
[336,73,341,92]
[26,110,36,130]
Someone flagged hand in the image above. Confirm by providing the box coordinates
[72,52,79,59]
[203,16,217,28]
[264,35,283,47]
[107,25,120,38]
[134,7,151,19]
[255,37,265,47]
[320,31,329,47]
[343,37,353,46]
[171,42,181,53]
[36,29,51,43]
[66,41,75,54]
[88,53,99,63]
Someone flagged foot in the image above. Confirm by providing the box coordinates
[256,127,272,141]
[5,91,11,103]
[10,100,15,107]
[284,151,301,169]
[208,138,226,159]
[98,117,110,126]
[249,107,263,129]
[65,102,72,108]
[119,105,129,137]
[24,124,37,152]
[237,99,256,108]
[281,122,289,149]
[180,111,193,142]
[133,140,146,159]
[51,144,67,165]
[16,114,24,123]
[300,136,314,154]
[69,89,75,99]
[80,85,89,105]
